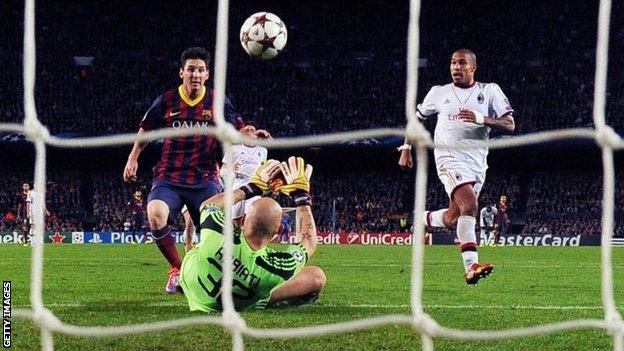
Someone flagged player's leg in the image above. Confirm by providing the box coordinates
[452,184,489,282]
[184,181,223,228]
[147,182,184,293]
[424,166,463,230]
[452,172,492,284]
[267,266,326,307]
[493,226,500,246]
[131,217,138,244]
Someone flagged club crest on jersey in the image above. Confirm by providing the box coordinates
[455,172,462,181]
[202,109,213,120]
[477,93,484,104]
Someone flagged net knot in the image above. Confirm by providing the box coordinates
[33,307,62,331]
[405,120,431,147]
[221,311,247,332]
[412,313,440,336]
[23,118,50,142]
[606,311,624,336]
[595,126,621,149]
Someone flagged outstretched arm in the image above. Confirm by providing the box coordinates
[201,160,282,211]
[276,157,317,256]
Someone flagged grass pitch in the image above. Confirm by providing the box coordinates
[2,244,623,350]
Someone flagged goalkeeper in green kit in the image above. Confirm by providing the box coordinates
[180,157,326,311]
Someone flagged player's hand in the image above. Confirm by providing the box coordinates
[275,157,313,206]
[458,108,485,125]
[123,158,138,182]
[254,129,272,139]
[398,150,413,169]
[277,156,313,195]
[248,159,282,193]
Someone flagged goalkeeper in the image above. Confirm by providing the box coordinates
[180,157,326,311]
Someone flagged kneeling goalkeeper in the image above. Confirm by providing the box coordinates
[180,157,326,311]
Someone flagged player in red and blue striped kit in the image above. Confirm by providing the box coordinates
[123,47,245,294]
[126,191,146,244]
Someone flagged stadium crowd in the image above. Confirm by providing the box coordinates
[1,1,623,136]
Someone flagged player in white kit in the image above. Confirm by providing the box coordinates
[17,183,49,245]
[398,49,515,284]
[221,124,269,222]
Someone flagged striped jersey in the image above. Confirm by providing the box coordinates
[140,85,245,186]
[180,204,307,312]
[126,198,145,216]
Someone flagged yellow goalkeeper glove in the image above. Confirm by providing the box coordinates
[277,156,313,206]
[239,159,281,198]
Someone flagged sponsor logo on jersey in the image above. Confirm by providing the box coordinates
[455,172,462,181]
[171,120,213,129]
[444,99,451,104]
[477,93,484,104]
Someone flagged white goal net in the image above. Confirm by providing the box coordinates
[8,0,624,350]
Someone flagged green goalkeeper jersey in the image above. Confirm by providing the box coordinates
[180,204,307,312]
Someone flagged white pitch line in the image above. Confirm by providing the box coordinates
[13,303,619,311]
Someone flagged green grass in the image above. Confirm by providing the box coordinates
[2,244,624,350]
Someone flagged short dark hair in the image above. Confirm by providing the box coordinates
[453,48,477,65]
[180,47,211,68]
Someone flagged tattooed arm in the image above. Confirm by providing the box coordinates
[295,205,318,257]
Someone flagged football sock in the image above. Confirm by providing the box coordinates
[457,215,478,272]
[424,209,448,228]
[153,225,181,270]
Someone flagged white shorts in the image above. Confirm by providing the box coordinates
[436,161,486,199]
[232,196,261,219]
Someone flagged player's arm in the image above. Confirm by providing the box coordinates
[483,114,515,134]
[479,208,485,227]
[276,157,317,256]
[458,110,515,134]
[123,127,149,182]
[399,87,437,170]
[459,83,515,134]
[201,160,282,211]
[124,95,164,182]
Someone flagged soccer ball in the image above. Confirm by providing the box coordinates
[240,12,287,60]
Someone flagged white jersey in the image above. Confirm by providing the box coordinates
[480,207,498,227]
[418,82,513,171]
[221,144,268,188]
[26,190,44,225]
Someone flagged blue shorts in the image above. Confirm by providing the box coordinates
[148,180,222,226]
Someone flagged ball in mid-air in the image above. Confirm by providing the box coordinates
[240,12,287,60]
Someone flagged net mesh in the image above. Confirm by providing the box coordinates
[8,0,624,350]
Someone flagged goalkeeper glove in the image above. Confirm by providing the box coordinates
[277,156,313,206]
[239,159,281,199]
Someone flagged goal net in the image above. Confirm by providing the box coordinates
[8,0,624,350]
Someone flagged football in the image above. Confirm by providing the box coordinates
[240,12,287,60]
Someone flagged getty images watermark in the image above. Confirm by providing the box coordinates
[2,281,10,348]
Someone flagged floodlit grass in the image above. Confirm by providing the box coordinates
[3,244,623,350]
